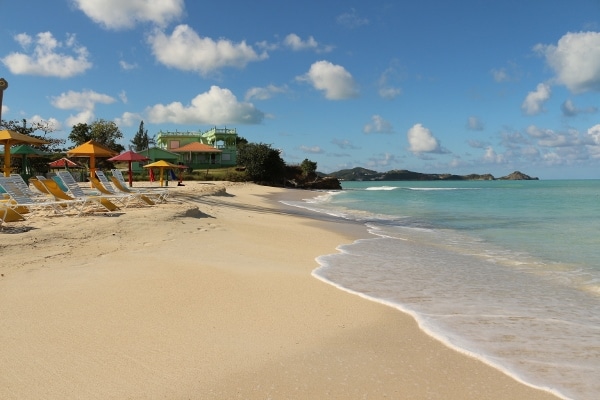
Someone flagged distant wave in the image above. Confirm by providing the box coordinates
[364,186,399,191]
[405,187,480,191]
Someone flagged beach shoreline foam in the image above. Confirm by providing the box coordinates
[0,181,560,399]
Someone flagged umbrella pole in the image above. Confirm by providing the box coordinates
[3,145,10,177]
[128,161,133,187]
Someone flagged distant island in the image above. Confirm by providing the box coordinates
[325,168,539,181]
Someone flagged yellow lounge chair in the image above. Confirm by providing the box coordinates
[32,178,120,213]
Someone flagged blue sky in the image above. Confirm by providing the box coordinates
[1,0,599,178]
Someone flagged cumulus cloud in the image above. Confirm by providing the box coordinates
[1,32,91,78]
[482,146,505,163]
[119,60,138,70]
[245,84,287,101]
[336,9,370,29]
[145,85,264,125]
[363,115,394,134]
[71,0,184,30]
[331,138,359,150]
[561,99,598,117]
[407,123,443,154]
[299,145,323,154]
[283,34,333,53]
[115,111,143,127]
[521,82,551,115]
[51,89,116,111]
[29,115,62,132]
[467,116,484,131]
[587,124,600,145]
[1,105,8,116]
[51,89,116,126]
[535,31,600,93]
[378,65,402,100]
[147,25,267,75]
[297,60,359,100]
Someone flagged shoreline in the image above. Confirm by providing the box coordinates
[0,181,560,399]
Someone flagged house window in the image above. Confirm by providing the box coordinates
[222,153,231,161]
[170,140,180,149]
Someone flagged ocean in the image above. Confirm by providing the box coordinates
[281,180,600,400]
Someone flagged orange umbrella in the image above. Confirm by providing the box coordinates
[67,140,118,185]
[0,129,48,177]
[143,160,180,187]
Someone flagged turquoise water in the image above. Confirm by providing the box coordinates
[282,180,600,400]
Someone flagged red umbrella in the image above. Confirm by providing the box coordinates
[108,150,149,187]
[48,157,81,169]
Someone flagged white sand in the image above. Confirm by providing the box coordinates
[0,182,559,399]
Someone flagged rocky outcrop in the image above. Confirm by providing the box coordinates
[328,168,539,181]
[498,171,539,180]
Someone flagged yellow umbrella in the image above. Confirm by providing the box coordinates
[143,160,180,187]
[67,140,118,185]
[0,130,48,177]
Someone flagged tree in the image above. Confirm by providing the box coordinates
[237,142,285,184]
[300,158,317,179]
[130,120,155,151]
[69,119,125,153]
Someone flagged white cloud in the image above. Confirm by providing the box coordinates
[535,31,600,93]
[561,99,598,117]
[467,116,484,131]
[491,68,510,83]
[66,110,95,127]
[51,89,116,111]
[299,145,323,154]
[586,124,600,145]
[29,115,62,132]
[1,32,91,78]
[407,123,442,154]
[363,115,394,134]
[378,64,402,100]
[51,89,116,127]
[147,25,267,75]
[521,82,551,115]
[119,60,138,70]
[283,34,333,53]
[297,60,359,100]
[145,85,265,125]
[71,0,184,30]
[118,90,128,103]
[331,138,359,150]
[115,111,143,127]
[245,84,287,101]
[1,105,8,116]
[336,9,370,29]
[482,146,505,164]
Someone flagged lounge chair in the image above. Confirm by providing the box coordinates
[89,176,134,208]
[32,177,120,214]
[95,171,155,206]
[0,176,85,217]
[111,169,168,202]
[54,171,121,212]
[0,204,25,228]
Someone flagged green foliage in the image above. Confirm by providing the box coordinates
[130,120,155,151]
[237,142,285,184]
[300,158,317,178]
[69,119,125,153]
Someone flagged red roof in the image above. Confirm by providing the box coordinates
[170,142,222,153]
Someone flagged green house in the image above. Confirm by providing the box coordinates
[129,147,181,174]
[155,127,238,170]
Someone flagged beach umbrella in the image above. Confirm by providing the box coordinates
[143,159,181,187]
[0,130,48,177]
[67,140,118,185]
[48,157,81,169]
[108,150,149,187]
[10,144,45,175]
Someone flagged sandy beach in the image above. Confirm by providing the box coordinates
[0,181,559,399]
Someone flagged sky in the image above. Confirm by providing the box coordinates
[1,0,599,179]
